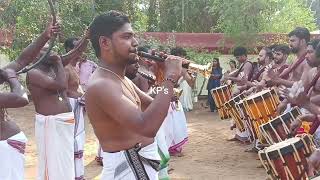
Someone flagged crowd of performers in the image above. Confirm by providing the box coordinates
[209,25,320,179]
[4,9,320,180]
[0,10,191,180]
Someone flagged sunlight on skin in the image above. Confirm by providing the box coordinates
[20,85,28,100]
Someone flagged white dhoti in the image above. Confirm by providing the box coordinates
[231,119,250,142]
[69,98,86,179]
[156,122,170,180]
[0,131,27,180]
[178,80,193,111]
[101,141,161,180]
[35,112,75,180]
[166,101,188,155]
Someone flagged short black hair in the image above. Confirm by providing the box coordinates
[229,60,236,66]
[170,47,187,57]
[89,10,130,58]
[268,44,278,51]
[273,44,290,55]
[310,39,320,58]
[262,47,273,59]
[317,42,320,58]
[233,46,247,57]
[288,27,310,43]
[64,37,79,52]
[307,39,320,50]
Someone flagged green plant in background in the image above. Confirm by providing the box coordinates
[185,48,220,65]
[0,0,94,60]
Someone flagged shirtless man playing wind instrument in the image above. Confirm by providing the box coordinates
[86,10,183,179]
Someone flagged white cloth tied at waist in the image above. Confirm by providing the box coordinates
[101,140,161,180]
[0,131,27,180]
[35,112,75,180]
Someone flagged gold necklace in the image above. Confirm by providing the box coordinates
[47,66,63,101]
[98,66,140,105]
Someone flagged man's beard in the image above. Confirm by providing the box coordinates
[291,47,299,54]
[306,59,317,68]
[125,72,137,80]
[275,58,283,64]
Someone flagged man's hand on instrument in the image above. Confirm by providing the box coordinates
[230,123,236,130]
[49,52,62,64]
[43,17,61,39]
[171,95,178,102]
[290,114,315,135]
[252,80,266,92]
[164,55,183,82]
[265,64,277,78]
[289,119,301,136]
[308,149,320,173]
[243,88,253,96]
[281,81,311,107]
[0,68,17,82]
[276,101,287,115]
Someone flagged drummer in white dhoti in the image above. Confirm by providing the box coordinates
[27,31,89,179]
[0,19,62,180]
[0,69,29,180]
[222,47,255,143]
[64,37,90,180]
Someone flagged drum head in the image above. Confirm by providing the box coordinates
[211,85,230,92]
[245,89,275,103]
[261,107,300,131]
[263,136,310,160]
[225,93,246,108]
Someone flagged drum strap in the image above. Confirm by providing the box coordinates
[252,66,265,81]
[234,61,255,81]
[306,69,320,93]
[303,71,320,135]
[309,115,320,135]
[277,64,289,79]
[279,52,307,79]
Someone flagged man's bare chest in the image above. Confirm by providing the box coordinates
[68,67,80,86]
[290,65,304,81]
[313,78,320,93]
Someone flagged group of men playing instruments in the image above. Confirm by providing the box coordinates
[217,24,320,177]
[0,10,191,180]
[3,8,320,180]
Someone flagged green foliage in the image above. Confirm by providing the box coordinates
[210,0,317,45]
[185,49,220,65]
[261,0,317,33]
[158,0,217,32]
[94,0,148,32]
[140,0,318,46]
[0,0,318,62]
[0,0,94,60]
